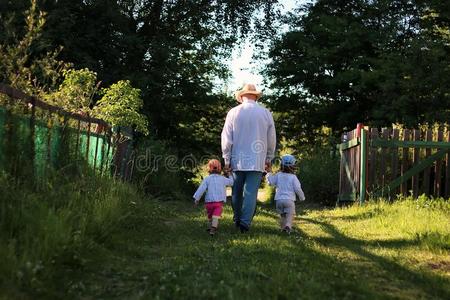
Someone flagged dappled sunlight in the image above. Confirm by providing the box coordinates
[137,198,450,298]
[298,213,450,298]
[1,0,450,298]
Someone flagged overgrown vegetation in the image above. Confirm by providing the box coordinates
[0,170,147,298]
[297,147,340,206]
[131,137,195,199]
[1,0,281,159]
[1,1,149,137]
[0,0,69,96]
[1,1,449,298]
[2,192,448,299]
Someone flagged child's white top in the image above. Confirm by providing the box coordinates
[266,172,305,202]
[193,174,234,203]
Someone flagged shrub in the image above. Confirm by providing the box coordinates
[131,137,194,200]
[93,80,149,135]
[297,147,340,206]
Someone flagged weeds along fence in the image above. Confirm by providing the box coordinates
[337,124,450,204]
[0,83,134,182]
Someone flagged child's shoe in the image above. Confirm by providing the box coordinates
[209,227,217,236]
[206,220,212,232]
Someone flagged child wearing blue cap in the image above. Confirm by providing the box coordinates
[266,154,305,234]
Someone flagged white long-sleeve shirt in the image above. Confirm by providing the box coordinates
[266,172,305,202]
[221,99,276,172]
[193,174,234,203]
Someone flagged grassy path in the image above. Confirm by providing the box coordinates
[66,198,450,300]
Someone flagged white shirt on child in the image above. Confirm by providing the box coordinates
[193,174,234,203]
[266,172,305,202]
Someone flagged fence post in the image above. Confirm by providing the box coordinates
[445,131,450,198]
[359,126,367,205]
[30,97,36,180]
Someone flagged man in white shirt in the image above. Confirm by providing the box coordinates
[221,83,276,232]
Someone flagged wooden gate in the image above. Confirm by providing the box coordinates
[337,124,450,204]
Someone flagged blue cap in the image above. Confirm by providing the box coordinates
[281,154,296,167]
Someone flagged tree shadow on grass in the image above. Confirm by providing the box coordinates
[139,214,448,299]
[299,217,450,299]
[69,200,449,300]
[324,207,387,221]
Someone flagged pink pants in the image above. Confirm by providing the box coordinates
[205,202,223,219]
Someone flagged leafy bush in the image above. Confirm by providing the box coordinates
[47,68,98,112]
[93,80,149,135]
[131,137,194,200]
[297,147,340,206]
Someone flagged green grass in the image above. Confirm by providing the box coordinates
[0,171,145,299]
[1,179,449,299]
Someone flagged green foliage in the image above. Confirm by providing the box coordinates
[1,0,280,157]
[267,0,450,139]
[94,80,149,135]
[47,68,98,113]
[131,137,194,199]
[0,0,69,96]
[45,69,149,134]
[3,193,449,298]
[297,146,340,206]
[0,170,146,297]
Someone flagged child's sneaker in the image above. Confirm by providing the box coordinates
[283,226,291,235]
[209,227,217,236]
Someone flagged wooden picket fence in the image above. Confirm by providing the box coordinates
[337,124,450,204]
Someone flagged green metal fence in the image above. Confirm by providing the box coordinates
[0,83,131,182]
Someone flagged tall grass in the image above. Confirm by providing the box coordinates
[0,169,144,296]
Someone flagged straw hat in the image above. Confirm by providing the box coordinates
[234,83,262,103]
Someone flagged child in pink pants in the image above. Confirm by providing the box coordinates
[193,159,233,235]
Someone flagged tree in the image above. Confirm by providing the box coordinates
[1,0,282,157]
[38,0,281,155]
[266,0,450,138]
[0,0,69,96]
[93,80,149,135]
